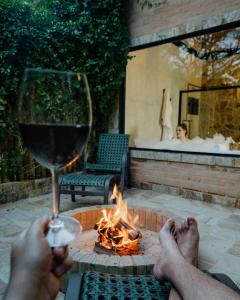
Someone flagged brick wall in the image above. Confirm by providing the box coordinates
[0,178,51,203]
[129,0,240,47]
[130,150,240,208]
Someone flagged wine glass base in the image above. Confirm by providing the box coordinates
[46,216,82,247]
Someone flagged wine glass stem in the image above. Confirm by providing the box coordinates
[51,168,59,220]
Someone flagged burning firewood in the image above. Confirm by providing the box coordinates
[94,185,142,256]
[115,218,142,240]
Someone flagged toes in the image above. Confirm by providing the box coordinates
[176,218,199,242]
[175,223,183,237]
[163,218,175,233]
[181,223,186,232]
[169,219,176,232]
[180,220,188,233]
[170,224,176,235]
[187,218,199,240]
[187,217,198,228]
[179,223,185,234]
[184,220,189,229]
[174,232,178,240]
[173,225,179,239]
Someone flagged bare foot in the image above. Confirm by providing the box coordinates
[175,217,199,265]
[153,219,184,282]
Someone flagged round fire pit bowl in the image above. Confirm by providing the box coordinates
[63,205,167,275]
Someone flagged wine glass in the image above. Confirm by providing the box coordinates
[19,68,92,247]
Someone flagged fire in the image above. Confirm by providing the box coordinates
[94,185,142,256]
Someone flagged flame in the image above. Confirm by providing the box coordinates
[95,185,141,255]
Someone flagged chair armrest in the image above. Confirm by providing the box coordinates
[120,151,129,192]
[121,151,128,171]
[84,150,90,169]
[64,274,82,300]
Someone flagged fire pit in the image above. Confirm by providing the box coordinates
[65,190,167,275]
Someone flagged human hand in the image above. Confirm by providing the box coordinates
[4,216,73,300]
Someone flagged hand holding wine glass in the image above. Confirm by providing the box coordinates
[4,216,73,300]
[19,68,92,246]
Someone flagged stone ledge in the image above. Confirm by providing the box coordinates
[130,149,238,168]
[0,178,51,203]
[132,181,239,209]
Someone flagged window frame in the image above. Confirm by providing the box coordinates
[119,21,240,157]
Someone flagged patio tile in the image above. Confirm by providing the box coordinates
[209,226,240,242]
[227,241,240,257]
[0,262,10,285]
[198,254,218,270]
[2,208,31,226]
[0,279,7,299]
[209,253,240,288]
[199,237,235,260]
[0,220,21,238]
[218,214,240,232]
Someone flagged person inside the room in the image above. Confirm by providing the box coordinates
[176,123,189,142]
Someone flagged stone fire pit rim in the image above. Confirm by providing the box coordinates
[61,204,168,219]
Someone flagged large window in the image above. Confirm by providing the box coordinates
[125,26,240,154]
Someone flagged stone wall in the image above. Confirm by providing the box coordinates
[130,149,240,208]
[0,178,51,204]
[129,0,240,47]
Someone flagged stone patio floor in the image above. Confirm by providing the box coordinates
[0,188,240,299]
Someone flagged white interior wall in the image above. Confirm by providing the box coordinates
[125,44,202,146]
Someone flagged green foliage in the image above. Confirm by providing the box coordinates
[0,0,129,182]
[0,97,6,131]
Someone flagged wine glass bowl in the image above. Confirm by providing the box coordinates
[19,68,92,246]
[47,215,82,248]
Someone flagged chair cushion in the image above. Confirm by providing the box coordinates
[59,172,113,187]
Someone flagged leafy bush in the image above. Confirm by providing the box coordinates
[0,0,129,182]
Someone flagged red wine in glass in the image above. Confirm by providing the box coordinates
[19,68,92,246]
